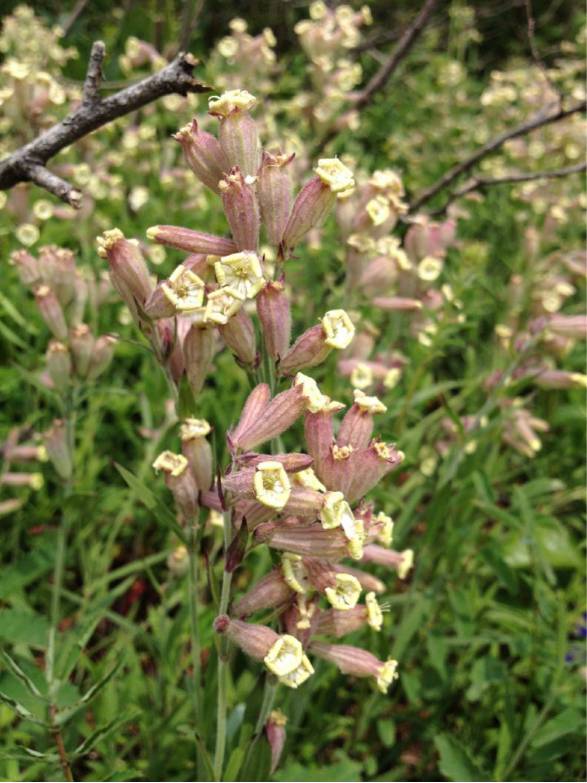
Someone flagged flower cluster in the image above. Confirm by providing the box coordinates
[210,18,278,98]
[293,1,372,132]
[98,88,411,698]
[98,90,357,403]
[207,373,407,691]
[10,244,116,479]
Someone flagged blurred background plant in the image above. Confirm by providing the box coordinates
[0,1,585,781]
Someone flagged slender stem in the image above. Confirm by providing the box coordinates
[253,676,277,737]
[47,387,77,780]
[46,517,68,688]
[49,706,74,782]
[213,512,233,780]
[187,521,202,726]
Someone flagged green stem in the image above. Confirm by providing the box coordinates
[213,513,233,780]
[47,386,77,779]
[187,521,202,726]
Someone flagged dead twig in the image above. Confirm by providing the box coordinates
[0,42,211,207]
[409,99,586,213]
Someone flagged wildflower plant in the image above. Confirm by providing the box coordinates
[96,88,412,778]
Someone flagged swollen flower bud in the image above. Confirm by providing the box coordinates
[282,159,354,253]
[70,324,94,378]
[229,383,271,449]
[266,710,287,774]
[256,522,349,560]
[97,229,154,317]
[180,418,213,490]
[183,325,216,397]
[218,308,257,365]
[279,310,355,376]
[209,90,260,177]
[88,335,117,380]
[310,642,398,693]
[35,285,68,340]
[174,119,229,194]
[232,569,294,617]
[146,225,237,257]
[345,441,404,503]
[337,389,387,449]
[219,168,260,251]
[46,341,72,391]
[152,450,199,520]
[256,281,292,359]
[258,151,294,245]
[44,419,72,481]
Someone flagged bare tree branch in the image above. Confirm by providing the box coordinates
[353,0,441,112]
[0,44,211,207]
[312,0,441,156]
[82,40,106,106]
[409,99,586,213]
[428,162,586,216]
[61,0,90,36]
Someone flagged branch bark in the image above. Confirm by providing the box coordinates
[428,162,586,216]
[353,0,441,112]
[409,99,586,213]
[0,43,211,207]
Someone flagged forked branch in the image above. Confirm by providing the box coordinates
[0,41,211,207]
[409,99,586,212]
[428,162,586,216]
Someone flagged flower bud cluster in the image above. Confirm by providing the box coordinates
[207,374,408,691]
[99,91,356,403]
[210,18,277,98]
[293,2,372,132]
[11,245,117,395]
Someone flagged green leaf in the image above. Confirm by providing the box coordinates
[57,659,123,725]
[0,690,47,725]
[114,462,187,543]
[392,595,429,660]
[0,651,44,698]
[0,609,50,648]
[73,713,137,757]
[434,734,485,781]
[530,708,583,748]
[224,746,245,782]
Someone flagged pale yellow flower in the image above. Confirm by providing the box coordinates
[254,461,291,510]
[162,265,205,312]
[325,573,361,610]
[314,158,355,198]
[214,251,264,300]
[322,309,355,349]
[264,634,303,676]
